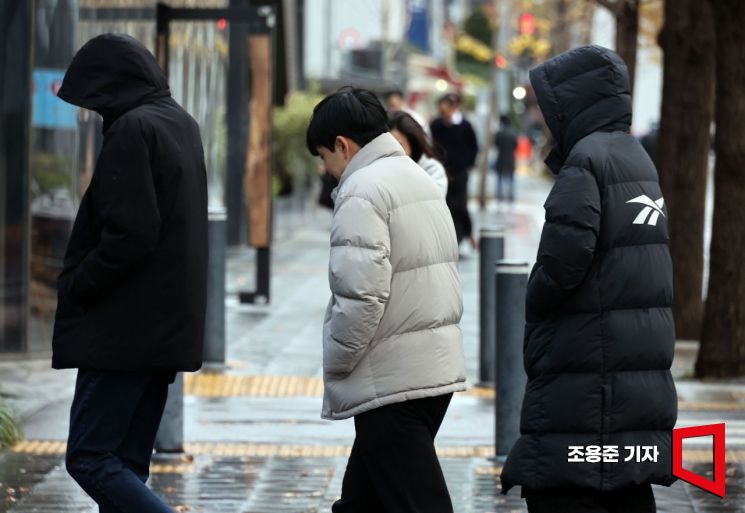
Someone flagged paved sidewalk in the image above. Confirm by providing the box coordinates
[2,175,745,512]
[2,451,744,512]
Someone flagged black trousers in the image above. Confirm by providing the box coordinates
[66,370,175,513]
[446,169,472,244]
[523,483,656,513]
[332,394,454,513]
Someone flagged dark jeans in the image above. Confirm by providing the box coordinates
[523,483,656,513]
[332,394,454,513]
[496,170,515,202]
[66,369,176,513]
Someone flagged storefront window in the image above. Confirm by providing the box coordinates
[169,21,229,208]
[2,0,233,354]
[0,1,33,353]
[27,0,79,352]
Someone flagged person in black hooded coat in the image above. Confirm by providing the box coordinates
[53,34,207,513]
[501,46,677,513]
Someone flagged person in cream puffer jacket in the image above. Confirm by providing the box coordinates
[307,87,465,513]
[322,130,466,420]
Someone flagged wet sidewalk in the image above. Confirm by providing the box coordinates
[3,446,744,512]
[2,175,745,512]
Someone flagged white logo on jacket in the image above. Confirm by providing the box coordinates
[627,195,665,226]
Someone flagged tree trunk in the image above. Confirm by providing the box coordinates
[697,0,745,377]
[550,0,572,56]
[579,2,597,46]
[614,0,638,92]
[657,0,715,341]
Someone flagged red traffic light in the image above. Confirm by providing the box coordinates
[519,12,535,35]
[494,54,508,68]
[216,18,227,31]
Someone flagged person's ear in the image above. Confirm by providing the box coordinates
[335,136,349,159]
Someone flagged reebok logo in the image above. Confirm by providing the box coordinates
[627,195,665,226]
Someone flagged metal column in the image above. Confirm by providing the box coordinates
[479,228,504,385]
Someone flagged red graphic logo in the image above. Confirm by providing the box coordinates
[672,423,726,498]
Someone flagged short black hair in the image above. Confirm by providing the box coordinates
[306,87,388,156]
[437,93,458,107]
[384,89,404,100]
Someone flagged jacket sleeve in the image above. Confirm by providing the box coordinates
[465,121,479,168]
[431,160,449,197]
[526,165,600,322]
[66,117,161,305]
[421,157,449,197]
[324,194,392,375]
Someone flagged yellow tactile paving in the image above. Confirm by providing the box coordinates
[183,374,326,398]
[468,387,498,399]
[182,375,505,400]
[12,440,745,463]
[151,463,196,474]
[475,466,504,475]
[679,449,745,464]
[183,375,745,412]
[469,387,745,411]
[678,401,745,411]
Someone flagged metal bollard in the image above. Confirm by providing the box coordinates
[495,260,529,456]
[204,208,227,363]
[479,228,505,385]
[155,373,184,453]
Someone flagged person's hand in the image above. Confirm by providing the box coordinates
[56,272,86,318]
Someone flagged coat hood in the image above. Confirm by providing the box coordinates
[58,33,170,130]
[529,45,631,171]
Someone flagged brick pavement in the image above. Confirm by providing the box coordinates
[2,175,745,511]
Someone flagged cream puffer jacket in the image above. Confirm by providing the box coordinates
[322,133,466,420]
[418,155,449,197]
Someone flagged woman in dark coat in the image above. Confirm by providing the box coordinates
[501,45,677,513]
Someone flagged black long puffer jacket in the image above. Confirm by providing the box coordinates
[502,45,677,492]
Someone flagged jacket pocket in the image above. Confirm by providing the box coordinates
[56,272,86,320]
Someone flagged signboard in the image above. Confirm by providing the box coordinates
[32,68,76,130]
[406,0,430,52]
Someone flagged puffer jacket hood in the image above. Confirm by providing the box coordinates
[58,33,170,131]
[530,45,631,171]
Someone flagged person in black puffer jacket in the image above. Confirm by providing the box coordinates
[501,45,677,513]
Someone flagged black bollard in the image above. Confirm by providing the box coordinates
[495,260,529,456]
[479,228,505,385]
[204,208,227,363]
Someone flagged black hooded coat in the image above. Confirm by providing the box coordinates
[52,34,208,372]
[501,46,677,492]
